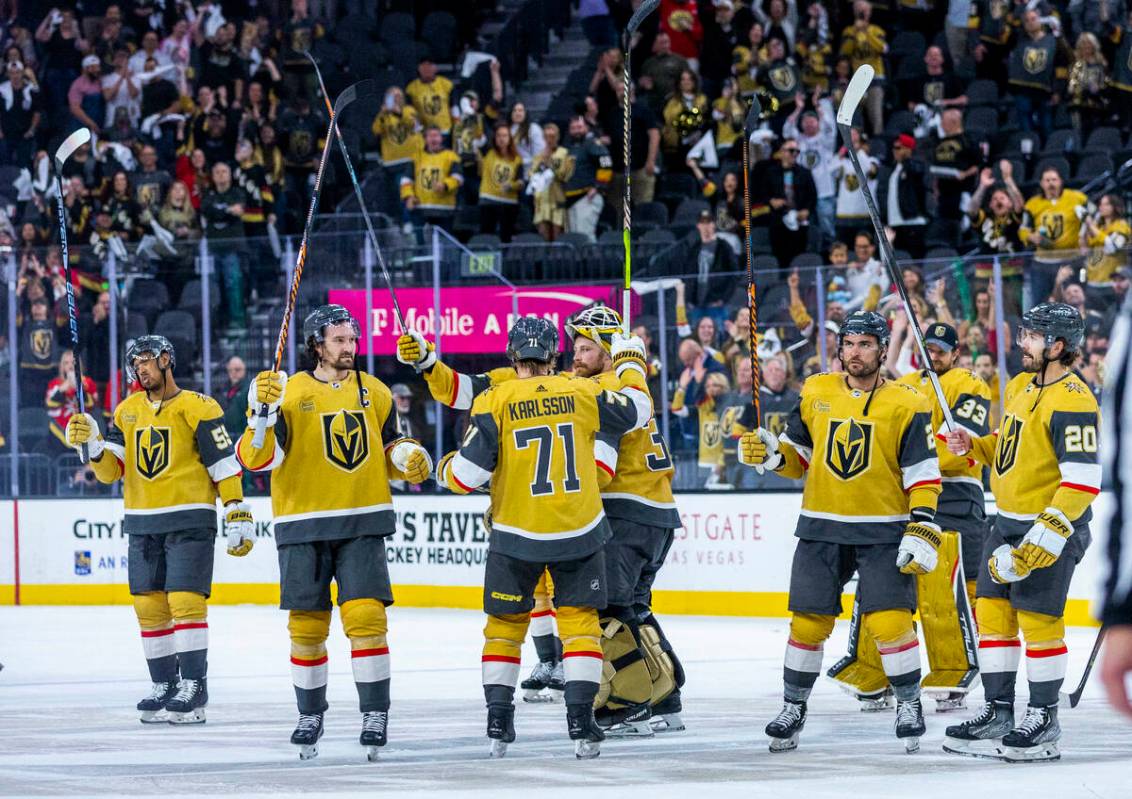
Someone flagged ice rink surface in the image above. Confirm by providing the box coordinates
[1,606,1130,798]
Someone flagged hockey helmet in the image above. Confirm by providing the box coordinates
[838,310,890,350]
[1019,302,1085,354]
[126,334,175,380]
[303,304,360,348]
[565,304,623,354]
[507,316,558,363]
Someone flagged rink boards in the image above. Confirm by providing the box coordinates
[0,492,1110,625]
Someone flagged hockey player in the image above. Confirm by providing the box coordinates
[832,323,990,712]
[434,316,653,759]
[399,306,686,733]
[737,310,943,753]
[235,304,432,761]
[943,303,1099,763]
[64,335,254,725]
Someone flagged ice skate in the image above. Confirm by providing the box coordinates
[521,660,560,703]
[291,713,324,760]
[895,698,926,753]
[486,704,515,758]
[165,678,207,724]
[765,701,806,752]
[931,691,968,713]
[998,705,1061,763]
[137,681,177,724]
[595,701,653,737]
[567,703,605,759]
[942,701,1014,758]
[857,687,895,712]
[649,691,685,733]
[360,711,388,761]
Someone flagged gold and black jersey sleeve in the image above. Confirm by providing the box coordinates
[101,391,242,535]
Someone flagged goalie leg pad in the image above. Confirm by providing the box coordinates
[974,597,1020,704]
[1018,610,1067,707]
[342,599,391,712]
[594,609,652,710]
[862,609,921,701]
[289,610,332,714]
[167,591,208,680]
[134,592,176,683]
[918,531,979,695]
[639,622,677,705]
[786,613,835,703]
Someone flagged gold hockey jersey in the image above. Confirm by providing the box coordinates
[99,390,242,535]
[405,75,454,132]
[775,373,941,544]
[371,105,422,167]
[236,371,415,545]
[967,371,1100,542]
[424,361,680,528]
[443,373,652,561]
[400,146,463,211]
[1019,189,1087,257]
[897,365,992,514]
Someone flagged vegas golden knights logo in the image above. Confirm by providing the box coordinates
[31,328,52,359]
[994,414,1024,475]
[322,410,370,472]
[703,419,722,449]
[924,80,943,105]
[825,418,872,480]
[422,167,440,191]
[492,162,513,187]
[1023,46,1048,75]
[765,411,787,438]
[845,172,860,191]
[1045,214,1064,241]
[769,65,796,93]
[135,426,171,480]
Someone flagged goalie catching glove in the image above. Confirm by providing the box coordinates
[64,412,104,459]
[390,440,432,484]
[610,332,647,378]
[1013,508,1073,571]
[396,330,437,372]
[247,370,287,428]
[224,502,255,557]
[737,428,782,474]
[896,519,942,575]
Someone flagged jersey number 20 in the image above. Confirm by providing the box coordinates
[514,424,581,496]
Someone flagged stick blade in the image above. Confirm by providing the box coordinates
[333,79,378,116]
[55,128,92,171]
[744,95,762,133]
[627,0,660,34]
[836,65,875,127]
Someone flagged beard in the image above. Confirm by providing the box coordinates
[844,358,880,379]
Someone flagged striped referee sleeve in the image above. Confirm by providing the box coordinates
[1101,301,1132,625]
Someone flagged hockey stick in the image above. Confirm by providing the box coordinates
[620,0,661,334]
[835,65,955,431]
[1060,625,1106,708]
[251,83,359,449]
[742,96,762,426]
[304,56,406,332]
[54,127,92,463]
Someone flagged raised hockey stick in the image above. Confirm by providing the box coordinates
[1060,625,1106,708]
[54,127,93,463]
[304,56,406,332]
[742,96,762,426]
[620,0,661,334]
[251,82,360,449]
[835,65,955,431]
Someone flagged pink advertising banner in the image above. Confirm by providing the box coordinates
[328,285,622,354]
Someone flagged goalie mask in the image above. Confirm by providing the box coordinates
[565,305,622,354]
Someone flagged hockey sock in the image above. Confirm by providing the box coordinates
[483,612,528,699]
[134,593,176,683]
[167,591,208,680]
[1019,610,1068,707]
[864,610,921,702]
[530,608,559,663]
[558,605,603,705]
[783,613,834,703]
[976,597,1020,704]
[341,600,392,712]
[289,610,331,715]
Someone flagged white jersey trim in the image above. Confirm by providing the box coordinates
[941,475,984,488]
[274,503,395,526]
[902,457,942,489]
[451,452,492,490]
[207,453,242,482]
[594,439,619,473]
[997,508,1038,522]
[599,491,678,509]
[104,441,126,461]
[1059,461,1102,490]
[125,502,217,515]
[800,509,909,524]
[492,511,606,541]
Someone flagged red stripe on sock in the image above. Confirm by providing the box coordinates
[291,655,329,667]
[1026,646,1069,659]
[788,638,821,651]
[173,622,208,631]
[140,628,174,638]
[351,647,390,658]
[878,640,919,655]
[979,639,1021,649]
[481,655,521,664]
[563,650,603,659]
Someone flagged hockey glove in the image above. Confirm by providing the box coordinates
[390,440,433,484]
[396,330,437,372]
[224,502,255,557]
[64,412,104,460]
[435,450,462,493]
[1014,508,1073,571]
[247,370,287,428]
[738,428,781,474]
[988,543,1029,584]
[896,521,942,575]
[610,332,647,378]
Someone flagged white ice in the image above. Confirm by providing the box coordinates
[1,606,1130,798]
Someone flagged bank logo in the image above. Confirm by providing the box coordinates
[74,550,92,576]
